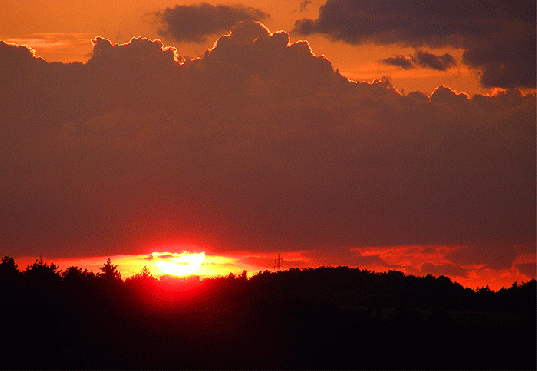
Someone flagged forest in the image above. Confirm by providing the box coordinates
[1,256,535,369]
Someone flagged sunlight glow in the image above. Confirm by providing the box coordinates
[153,251,205,276]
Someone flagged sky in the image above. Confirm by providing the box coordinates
[1,0,535,290]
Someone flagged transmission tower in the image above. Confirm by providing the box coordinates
[274,253,283,271]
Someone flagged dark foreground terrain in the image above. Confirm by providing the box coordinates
[1,256,535,369]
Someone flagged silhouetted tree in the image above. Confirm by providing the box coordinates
[62,266,96,290]
[125,266,158,297]
[63,265,94,280]
[0,256,20,281]
[98,258,121,282]
[0,263,534,370]
[139,265,151,278]
[24,257,61,284]
[0,256,24,316]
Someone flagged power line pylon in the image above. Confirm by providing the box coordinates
[274,253,283,271]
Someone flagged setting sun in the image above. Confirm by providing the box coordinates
[153,251,205,276]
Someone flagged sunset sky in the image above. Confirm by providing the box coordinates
[1,0,535,290]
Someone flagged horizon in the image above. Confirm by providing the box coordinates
[9,251,534,291]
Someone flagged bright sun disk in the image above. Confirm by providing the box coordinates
[153,251,205,276]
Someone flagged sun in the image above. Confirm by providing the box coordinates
[153,251,205,276]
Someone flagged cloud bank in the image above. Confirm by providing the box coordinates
[294,0,536,88]
[0,22,535,283]
[156,3,269,43]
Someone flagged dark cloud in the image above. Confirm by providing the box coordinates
[446,243,518,271]
[382,51,456,71]
[0,22,535,269]
[294,0,536,88]
[415,51,456,71]
[155,3,269,43]
[515,263,536,278]
[381,55,414,69]
[462,26,536,88]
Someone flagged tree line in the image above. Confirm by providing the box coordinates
[1,256,535,369]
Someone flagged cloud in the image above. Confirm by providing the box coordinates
[0,40,43,68]
[515,262,536,278]
[155,3,269,43]
[382,51,456,71]
[446,243,518,271]
[0,20,535,280]
[381,55,414,69]
[415,51,456,71]
[429,85,469,104]
[294,0,536,88]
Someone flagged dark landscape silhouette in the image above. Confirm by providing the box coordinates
[1,256,535,369]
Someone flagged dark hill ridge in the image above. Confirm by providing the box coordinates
[249,267,536,313]
[1,257,535,369]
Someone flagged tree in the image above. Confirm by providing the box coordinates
[137,266,152,279]
[24,257,61,283]
[62,266,95,285]
[126,266,156,285]
[125,266,158,296]
[98,258,122,282]
[0,256,20,281]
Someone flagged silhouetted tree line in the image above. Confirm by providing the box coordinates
[1,256,535,369]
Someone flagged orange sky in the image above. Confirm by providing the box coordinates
[0,0,506,96]
[1,1,535,291]
[14,243,535,291]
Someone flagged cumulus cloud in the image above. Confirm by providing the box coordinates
[155,3,269,43]
[0,20,535,284]
[294,0,536,88]
[0,40,44,69]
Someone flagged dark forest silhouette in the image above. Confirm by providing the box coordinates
[1,256,535,369]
